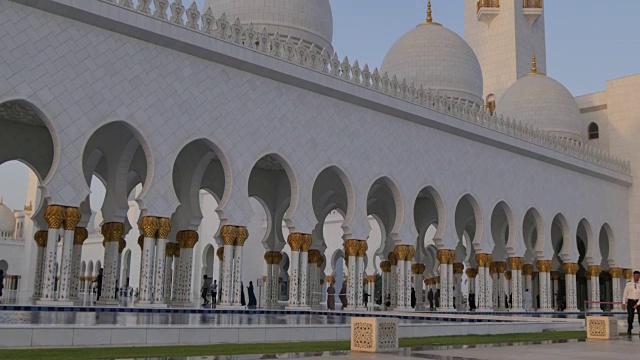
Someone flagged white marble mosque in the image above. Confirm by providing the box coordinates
[1,0,640,314]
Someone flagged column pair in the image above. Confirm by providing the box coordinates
[562,262,579,311]
[172,230,199,305]
[475,253,493,311]
[97,222,124,305]
[412,263,426,310]
[286,233,311,309]
[437,249,455,311]
[31,230,48,300]
[587,265,601,312]
[536,260,553,311]
[508,257,524,311]
[70,228,89,301]
[137,217,172,306]
[163,242,176,302]
[466,268,477,310]
[219,225,248,308]
[366,275,376,310]
[394,244,415,311]
[453,263,464,310]
[491,262,507,310]
[344,239,367,310]
[609,268,623,311]
[263,251,282,308]
[523,264,534,309]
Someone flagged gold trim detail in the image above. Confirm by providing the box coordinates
[73,227,88,245]
[64,207,81,231]
[140,217,159,238]
[157,218,172,239]
[45,205,66,229]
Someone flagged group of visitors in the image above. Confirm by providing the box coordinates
[200,275,257,308]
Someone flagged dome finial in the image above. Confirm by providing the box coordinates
[418,0,441,27]
[531,54,537,74]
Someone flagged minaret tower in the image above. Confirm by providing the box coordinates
[464,0,547,105]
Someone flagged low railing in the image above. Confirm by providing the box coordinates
[477,0,500,13]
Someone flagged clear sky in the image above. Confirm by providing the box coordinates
[0,0,639,211]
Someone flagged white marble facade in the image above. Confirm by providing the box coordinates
[0,0,637,311]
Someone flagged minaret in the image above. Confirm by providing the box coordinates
[464,0,547,103]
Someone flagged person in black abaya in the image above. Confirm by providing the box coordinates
[247,281,257,309]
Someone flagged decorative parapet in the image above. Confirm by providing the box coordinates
[523,0,543,9]
[477,0,500,13]
[97,0,630,175]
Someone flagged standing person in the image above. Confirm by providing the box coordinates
[211,280,218,308]
[339,282,348,309]
[240,281,246,307]
[524,289,532,311]
[327,282,336,310]
[427,288,434,310]
[622,270,640,336]
[201,274,212,306]
[0,270,4,303]
[91,268,103,304]
[411,287,416,308]
[247,281,257,309]
[469,292,476,311]
[435,288,441,309]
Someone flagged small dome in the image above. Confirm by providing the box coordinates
[205,0,334,52]
[497,57,583,141]
[381,3,483,105]
[0,201,16,233]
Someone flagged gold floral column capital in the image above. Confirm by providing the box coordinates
[523,264,534,276]
[379,261,391,273]
[623,268,633,279]
[494,262,507,273]
[235,226,249,246]
[181,230,199,248]
[475,253,493,267]
[216,246,224,261]
[300,234,312,252]
[137,234,144,248]
[103,222,124,243]
[173,243,180,257]
[344,239,359,257]
[465,268,478,278]
[587,265,601,277]
[157,218,172,239]
[356,240,368,257]
[406,245,416,261]
[34,230,48,247]
[73,227,88,245]
[536,260,552,272]
[165,242,175,257]
[388,252,398,266]
[436,249,449,264]
[45,205,66,229]
[326,275,335,285]
[411,263,425,275]
[64,207,81,231]
[220,225,237,245]
[287,233,304,251]
[550,271,561,281]
[118,238,126,253]
[505,272,512,281]
[367,275,376,283]
[508,257,525,270]
[395,245,409,261]
[609,267,622,278]
[562,263,579,275]
[140,216,159,239]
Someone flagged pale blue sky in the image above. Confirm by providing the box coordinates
[1,1,639,211]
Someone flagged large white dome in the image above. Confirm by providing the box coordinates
[497,64,583,142]
[205,0,333,52]
[381,11,483,105]
[0,201,16,233]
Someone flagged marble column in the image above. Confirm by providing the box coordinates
[494,262,507,310]
[344,239,358,309]
[70,227,88,301]
[308,249,322,309]
[40,206,65,302]
[220,225,237,306]
[171,242,182,302]
[380,261,391,307]
[466,268,477,310]
[215,247,224,304]
[176,230,198,305]
[588,265,602,312]
[405,246,416,310]
[57,207,81,302]
[475,253,493,311]
[395,245,410,310]
[116,238,125,298]
[163,242,175,302]
[286,233,303,308]
[523,264,534,303]
[367,275,376,311]
[509,257,524,311]
[388,252,398,308]
[152,218,171,305]
[412,263,426,310]
[563,263,579,311]
[356,241,367,310]
[231,227,248,306]
[536,260,553,312]
[263,251,276,307]
[297,234,312,308]
[100,222,124,304]
[137,216,158,304]
[609,268,622,311]
[453,263,464,310]
[31,231,48,300]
